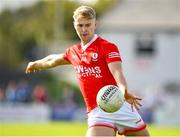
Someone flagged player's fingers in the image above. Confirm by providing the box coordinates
[26,66,33,73]
[26,65,32,73]
[26,69,31,74]
[134,97,142,100]
[26,68,30,74]
[26,67,36,74]
[134,101,140,110]
[25,66,29,73]
[27,70,31,74]
[134,99,142,107]
[26,62,35,73]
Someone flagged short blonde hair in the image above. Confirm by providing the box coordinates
[73,6,96,20]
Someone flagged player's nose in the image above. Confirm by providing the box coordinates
[82,26,87,32]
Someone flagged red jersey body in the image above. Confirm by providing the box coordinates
[64,36,122,112]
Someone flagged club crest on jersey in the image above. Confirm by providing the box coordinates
[91,53,98,61]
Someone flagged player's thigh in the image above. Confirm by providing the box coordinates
[86,126,116,137]
[125,127,150,136]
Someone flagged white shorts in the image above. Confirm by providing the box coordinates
[87,102,146,135]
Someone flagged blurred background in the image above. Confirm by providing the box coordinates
[0,0,180,136]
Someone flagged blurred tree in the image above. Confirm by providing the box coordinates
[94,0,117,18]
[0,10,20,67]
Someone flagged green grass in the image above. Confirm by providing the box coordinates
[0,122,180,136]
[148,124,180,136]
[0,122,87,136]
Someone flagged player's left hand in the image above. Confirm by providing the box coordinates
[124,92,142,112]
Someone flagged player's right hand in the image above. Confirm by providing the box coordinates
[25,62,38,74]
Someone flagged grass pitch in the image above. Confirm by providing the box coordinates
[0,122,180,136]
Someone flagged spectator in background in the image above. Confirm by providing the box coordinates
[15,79,32,103]
[139,86,165,123]
[33,84,47,103]
[5,80,17,103]
[62,84,77,107]
[51,85,77,121]
[0,86,5,102]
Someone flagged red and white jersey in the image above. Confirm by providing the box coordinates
[64,35,122,112]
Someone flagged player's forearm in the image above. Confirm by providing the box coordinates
[26,54,69,74]
[113,70,128,94]
[108,62,128,94]
[33,55,60,70]
[116,73,128,94]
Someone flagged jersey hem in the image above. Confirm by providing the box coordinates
[88,123,117,131]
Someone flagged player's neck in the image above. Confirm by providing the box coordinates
[81,34,98,51]
[81,40,89,46]
[81,34,97,46]
[81,38,92,46]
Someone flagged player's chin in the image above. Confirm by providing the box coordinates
[80,35,88,39]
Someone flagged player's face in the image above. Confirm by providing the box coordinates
[74,17,96,45]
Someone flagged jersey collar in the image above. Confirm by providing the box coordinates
[81,34,98,51]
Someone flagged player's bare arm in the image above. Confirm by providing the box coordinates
[108,61,142,111]
[26,53,70,74]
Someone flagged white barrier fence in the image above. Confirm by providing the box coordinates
[0,103,50,122]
